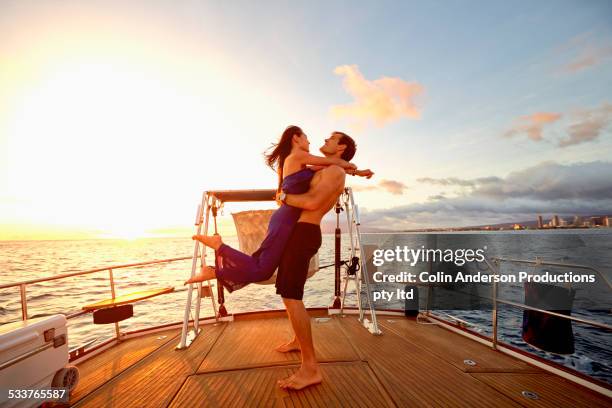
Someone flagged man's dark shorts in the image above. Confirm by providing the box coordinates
[275,222,322,300]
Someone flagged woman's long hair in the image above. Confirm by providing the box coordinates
[264,125,302,192]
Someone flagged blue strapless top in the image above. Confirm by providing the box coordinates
[281,167,315,194]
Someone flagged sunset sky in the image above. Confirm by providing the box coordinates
[1,0,611,240]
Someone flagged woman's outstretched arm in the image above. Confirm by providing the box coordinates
[291,149,356,170]
[307,166,373,179]
[306,165,327,172]
[346,168,374,178]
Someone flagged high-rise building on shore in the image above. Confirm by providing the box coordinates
[573,215,583,227]
[530,214,609,228]
[552,215,560,227]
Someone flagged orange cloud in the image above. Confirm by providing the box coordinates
[379,179,407,195]
[352,179,407,195]
[503,112,562,141]
[503,103,612,148]
[331,65,423,128]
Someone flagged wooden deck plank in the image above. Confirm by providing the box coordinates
[74,323,226,408]
[472,373,612,408]
[71,329,180,404]
[198,317,359,373]
[379,317,541,373]
[339,316,521,407]
[170,362,395,408]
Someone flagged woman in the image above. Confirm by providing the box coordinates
[186,125,372,291]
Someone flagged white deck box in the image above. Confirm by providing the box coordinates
[0,314,76,408]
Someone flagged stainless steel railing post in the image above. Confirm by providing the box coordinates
[492,278,498,350]
[19,284,28,320]
[109,269,116,298]
[426,259,433,313]
[109,269,121,340]
[484,257,501,349]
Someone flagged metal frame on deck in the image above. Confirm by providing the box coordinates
[335,188,381,334]
[177,187,381,349]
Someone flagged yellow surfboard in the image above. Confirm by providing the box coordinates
[83,287,174,311]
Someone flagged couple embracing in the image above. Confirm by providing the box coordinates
[187,125,372,390]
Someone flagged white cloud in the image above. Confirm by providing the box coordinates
[559,103,612,147]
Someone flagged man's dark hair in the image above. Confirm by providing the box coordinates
[335,131,356,161]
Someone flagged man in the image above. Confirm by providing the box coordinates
[275,131,361,391]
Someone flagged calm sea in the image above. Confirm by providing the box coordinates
[1,231,611,383]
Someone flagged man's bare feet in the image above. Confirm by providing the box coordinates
[184,266,216,285]
[192,234,223,250]
[278,366,322,390]
[275,338,300,353]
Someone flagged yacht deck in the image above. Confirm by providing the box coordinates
[70,311,611,407]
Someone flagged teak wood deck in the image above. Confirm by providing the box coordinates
[70,311,611,407]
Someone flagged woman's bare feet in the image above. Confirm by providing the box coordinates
[275,337,300,353]
[192,234,223,250]
[278,365,322,390]
[184,266,216,285]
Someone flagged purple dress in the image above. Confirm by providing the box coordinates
[215,168,315,292]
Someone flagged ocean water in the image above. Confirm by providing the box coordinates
[1,231,611,384]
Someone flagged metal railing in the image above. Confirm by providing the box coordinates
[0,256,192,327]
[426,256,612,350]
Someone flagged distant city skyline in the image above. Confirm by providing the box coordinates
[377,213,612,233]
[1,1,611,239]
